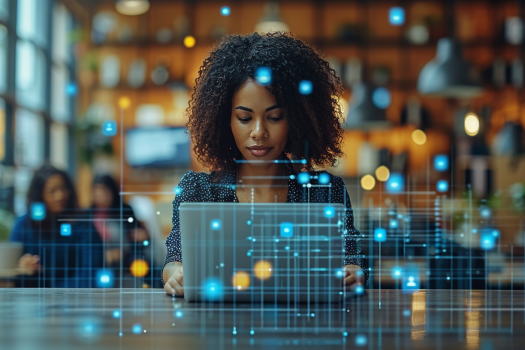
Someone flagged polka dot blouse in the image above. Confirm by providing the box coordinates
[162,168,369,286]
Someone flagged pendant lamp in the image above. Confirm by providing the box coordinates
[255,2,289,33]
[115,0,150,16]
[345,83,390,130]
[417,38,483,98]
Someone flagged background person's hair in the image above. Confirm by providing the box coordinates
[186,32,345,180]
[92,174,120,209]
[27,164,78,227]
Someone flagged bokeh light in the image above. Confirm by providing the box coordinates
[280,222,293,237]
[31,202,46,221]
[253,260,272,280]
[130,259,149,278]
[436,180,449,192]
[318,172,330,184]
[132,324,142,334]
[360,174,376,190]
[220,6,230,16]
[385,173,404,193]
[464,112,480,136]
[255,66,272,85]
[372,87,391,109]
[298,80,313,95]
[324,206,335,218]
[375,166,390,182]
[232,271,250,290]
[374,228,387,242]
[118,96,131,109]
[102,120,117,136]
[433,154,449,172]
[60,223,71,236]
[411,129,427,145]
[210,219,221,230]
[183,35,196,48]
[96,269,114,288]
[389,7,405,26]
[355,334,368,346]
[66,82,77,96]
[203,278,223,300]
[298,171,310,184]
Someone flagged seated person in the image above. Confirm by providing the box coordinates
[10,165,103,288]
[89,175,150,278]
[162,32,368,296]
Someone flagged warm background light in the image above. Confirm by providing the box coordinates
[361,174,376,190]
[411,129,427,145]
[118,96,131,109]
[130,259,149,277]
[183,36,196,48]
[253,260,272,280]
[464,113,480,136]
[232,271,251,290]
[375,166,390,182]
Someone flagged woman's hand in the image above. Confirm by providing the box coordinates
[163,261,184,296]
[18,254,42,275]
[343,264,364,291]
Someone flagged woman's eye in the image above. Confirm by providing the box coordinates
[268,116,283,121]
[237,117,251,122]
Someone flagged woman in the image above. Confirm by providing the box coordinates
[90,175,149,276]
[162,32,368,296]
[10,165,103,288]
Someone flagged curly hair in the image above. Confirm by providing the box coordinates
[186,32,345,180]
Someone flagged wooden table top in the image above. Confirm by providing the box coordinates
[0,288,524,349]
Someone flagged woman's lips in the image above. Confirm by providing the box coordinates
[247,146,273,157]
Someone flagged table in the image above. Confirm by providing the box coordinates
[0,289,524,349]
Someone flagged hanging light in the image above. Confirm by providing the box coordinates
[115,0,150,16]
[255,2,289,33]
[417,38,482,98]
[345,83,390,130]
[464,112,480,136]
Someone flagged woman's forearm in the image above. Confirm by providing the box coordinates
[162,261,181,284]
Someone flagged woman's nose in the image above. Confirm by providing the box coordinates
[250,120,268,139]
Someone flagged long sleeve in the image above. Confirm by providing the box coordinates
[162,171,200,286]
[78,221,104,288]
[332,177,369,287]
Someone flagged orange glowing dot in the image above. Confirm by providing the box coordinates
[232,271,251,290]
[118,96,131,109]
[183,36,196,48]
[253,260,272,280]
[130,259,149,278]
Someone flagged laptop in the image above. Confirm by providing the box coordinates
[0,242,23,277]
[180,203,349,303]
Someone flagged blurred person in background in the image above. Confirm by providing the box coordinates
[10,165,103,288]
[90,175,150,283]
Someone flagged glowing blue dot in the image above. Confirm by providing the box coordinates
[392,266,402,279]
[343,332,348,337]
[255,66,272,85]
[31,202,46,221]
[83,323,94,334]
[336,270,344,278]
[386,173,404,193]
[132,324,142,334]
[492,230,499,237]
[403,309,411,317]
[298,80,313,95]
[96,269,114,288]
[285,246,290,250]
[355,285,364,295]
[60,223,71,236]
[175,311,183,318]
[298,171,310,184]
[310,313,315,317]
[143,240,149,246]
[374,228,387,242]
[318,172,330,184]
[480,207,491,219]
[203,279,223,301]
[294,252,299,257]
[66,82,77,96]
[220,6,230,16]
[301,159,307,164]
[324,206,335,218]
[389,7,405,26]
[433,154,449,172]
[247,250,252,257]
[113,310,120,318]
[280,222,293,237]
[289,175,296,180]
[247,220,252,225]
[102,120,117,136]
[210,219,221,230]
[355,334,367,346]
[389,219,398,229]
[250,330,254,335]
[436,180,449,192]
[174,187,182,195]
[372,87,391,109]
[232,330,237,335]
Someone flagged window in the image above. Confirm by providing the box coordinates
[15,108,44,168]
[17,0,49,47]
[0,24,6,93]
[16,40,46,110]
[0,0,8,21]
[0,98,5,161]
[50,122,68,170]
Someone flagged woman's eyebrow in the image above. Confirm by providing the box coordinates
[234,104,281,112]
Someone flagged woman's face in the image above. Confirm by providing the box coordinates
[230,79,289,164]
[43,174,70,214]
[92,184,113,209]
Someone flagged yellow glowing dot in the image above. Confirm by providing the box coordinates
[118,96,131,109]
[411,129,427,145]
[232,271,251,290]
[375,166,390,182]
[253,260,272,280]
[464,112,480,136]
[183,36,196,48]
[130,259,149,278]
[360,175,376,191]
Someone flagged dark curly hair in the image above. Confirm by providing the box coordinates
[186,32,345,180]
